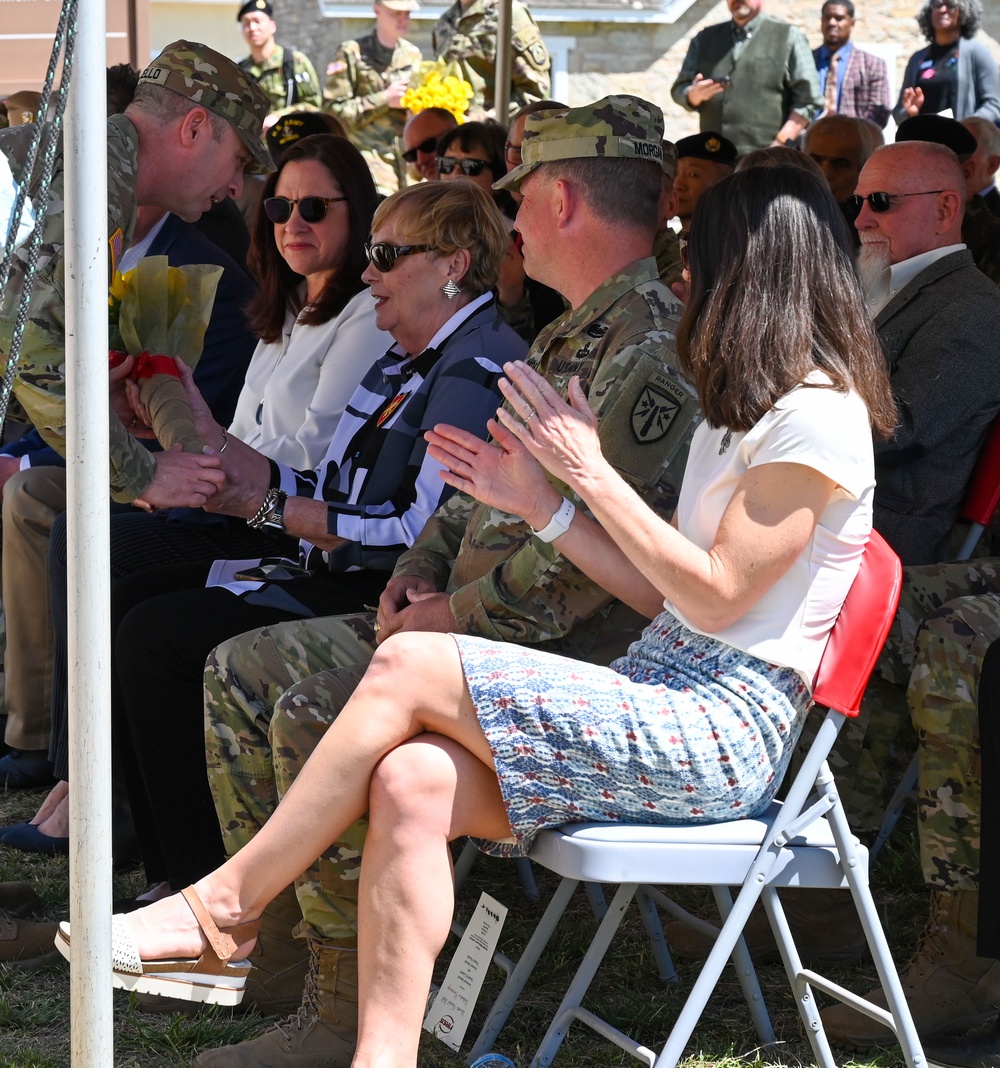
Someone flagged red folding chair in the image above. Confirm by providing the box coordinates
[468,532,922,1068]
[955,411,1000,561]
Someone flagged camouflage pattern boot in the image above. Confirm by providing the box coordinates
[191,937,358,1067]
[821,890,1000,1048]
[137,885,309,1016]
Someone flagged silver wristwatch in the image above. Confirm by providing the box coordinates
[247,488,288,532]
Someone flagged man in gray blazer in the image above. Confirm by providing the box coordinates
[854,139,1000,566]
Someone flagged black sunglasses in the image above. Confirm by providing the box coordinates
[264,196,347,224]
[437,156,491,177]
[401,135,438,163]
[365,242,434,272]
[845,189,947,214]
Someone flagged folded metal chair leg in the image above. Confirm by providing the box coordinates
[467,876,580,1064]
[532,883,642,1068]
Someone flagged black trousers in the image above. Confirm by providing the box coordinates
[50,510,388,887]
[978,637,1000,958]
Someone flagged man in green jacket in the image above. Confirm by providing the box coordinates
[671,0,822,156]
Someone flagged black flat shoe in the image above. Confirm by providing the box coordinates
[1,822,69,856]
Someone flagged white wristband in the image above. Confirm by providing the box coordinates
[531,496,576,543]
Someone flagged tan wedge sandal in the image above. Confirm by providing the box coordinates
[54,885,260,1006]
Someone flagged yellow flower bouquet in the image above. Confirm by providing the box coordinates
[108,256,222,453]
[400,62,474,123]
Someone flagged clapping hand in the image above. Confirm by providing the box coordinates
[494,361,607,495]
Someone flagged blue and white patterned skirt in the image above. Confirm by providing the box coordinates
[453,611,813,858]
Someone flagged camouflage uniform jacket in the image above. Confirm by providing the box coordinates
[324,33,422,156]
[393,257,701,661]
[239,45,322,116]
[432,0,550,112]
[653,225,684,290]
[0,114,157,502]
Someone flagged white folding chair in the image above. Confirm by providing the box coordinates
[467,531,925,1068]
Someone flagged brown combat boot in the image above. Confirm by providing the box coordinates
[663,887,866,966]
[191,937,358,1067]
[137,885,309,1016]
[821,890,1000,1048]
[0,909,60,970]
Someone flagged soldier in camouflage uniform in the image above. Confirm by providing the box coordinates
[237,0,322,119]
[819,556,1000,1047]
[323,0,422,196]
[432,0,550,114]
[195,96,697,1068]
[0,40,270,507]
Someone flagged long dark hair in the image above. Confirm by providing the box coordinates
[246,135,379,343]
[676,165,896,439]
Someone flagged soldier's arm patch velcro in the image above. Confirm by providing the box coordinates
[599,354,697,488]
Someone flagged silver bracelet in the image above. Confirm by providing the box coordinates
[531,496,576,543]
[218,427,229,454]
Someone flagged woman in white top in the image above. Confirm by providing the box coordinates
[65,166,897,1063]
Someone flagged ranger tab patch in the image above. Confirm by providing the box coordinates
[630,372,684,444]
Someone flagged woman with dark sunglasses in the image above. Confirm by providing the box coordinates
[51,180,527,921]
[893,0,1000,124]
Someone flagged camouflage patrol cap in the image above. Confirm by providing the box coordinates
[661,140,678,183]
[137,40,273,174]
[494,95,665,192]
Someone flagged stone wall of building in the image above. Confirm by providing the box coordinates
[273,0,1000,144]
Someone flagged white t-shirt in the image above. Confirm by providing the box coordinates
[228,287,386,470]
[666,373,875,687]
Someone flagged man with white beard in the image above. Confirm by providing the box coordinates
[853,139,1000,566]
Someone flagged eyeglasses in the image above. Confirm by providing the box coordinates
[844,189,947,214]
[264,196,347,224]
[504,141,522,164]
[437,157,491,177]
[401,135,438,163]
[365,242,434,272]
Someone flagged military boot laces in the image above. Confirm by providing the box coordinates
[273,939,324,1040]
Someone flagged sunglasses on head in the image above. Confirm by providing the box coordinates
[437,156,491,177]
[401,135,438,163]
[845,189,947,214]
[365,242,434,272]
[264,195,347,224]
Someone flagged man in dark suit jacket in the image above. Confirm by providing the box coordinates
[962,116,1000,218]
[0,209,257,789]
[854,140,1000,566]
[813,0,891,128]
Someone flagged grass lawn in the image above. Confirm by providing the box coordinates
[0,759,928,1068]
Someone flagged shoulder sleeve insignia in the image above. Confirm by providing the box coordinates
[327,60,347,76]
[599,353,699,488]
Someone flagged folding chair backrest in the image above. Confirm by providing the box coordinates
[810,530,901,718]
[961,411,1000,529]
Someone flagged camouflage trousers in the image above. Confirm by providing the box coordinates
[205,611,379,942]
[826,557,1000,891]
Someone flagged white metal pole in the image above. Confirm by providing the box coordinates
[65,0,114,1061]
[496,0,512,126]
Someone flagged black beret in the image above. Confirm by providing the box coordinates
[238,0,273,20]
[674,130,738,168]
[895,114,977,159]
